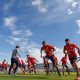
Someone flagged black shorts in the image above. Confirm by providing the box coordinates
[69,56,77,64]
[62,64,68,68]
[45,56,55,64]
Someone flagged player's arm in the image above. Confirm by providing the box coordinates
[74,44,80,56]
[34,58,38,62]
[52,47,56,52]
[40,48,43,58]
[76,47,80,56]
[50,45,56,52]
[16,50,21,58]
[77,48,80,56]
[63,47,67,55]
[17,52,21,57]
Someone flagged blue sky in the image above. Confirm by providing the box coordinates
[0,0,80,64]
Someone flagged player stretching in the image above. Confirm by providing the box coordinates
[40,41,61,76]
[2,59,6,71]
[27,55,38,73]
[63,39,80,77]
[61,55,70,76]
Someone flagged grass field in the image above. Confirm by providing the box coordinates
[0,72,77,80]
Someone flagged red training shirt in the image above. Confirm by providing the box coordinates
[41,45,55,57]
[64,44,78,59]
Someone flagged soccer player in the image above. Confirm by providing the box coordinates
[40,41,61,76]
[63,39,80,77]
[5,62,9,72]
[27,55,33,73]
[27,60,32,73]
[2,59,6,71]
[8,46,21,75]
[61,55,70,76]
[31,57,38,73]
[27,55,38,73]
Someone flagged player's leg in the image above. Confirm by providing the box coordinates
[31,64,36,73]
[71,62,79,76]
[45,64,50,75]
[45,56,50,75]
[65,65,70,76]
[19,64,24,74]
[8,58,14,74]
[24,65,26,74]
[62,64,64,76]
[33,64,36,73]
[28,65,31,73]
[44,62,46,72]
[70,57,79,76]
[13,59,19,74]
[50,56,61,76]
[29,65,32,73]
[22,66,26,74]
[52,64,56,74]
[23,65,26,74]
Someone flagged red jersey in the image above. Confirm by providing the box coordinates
[18,58,22,64]
[2,61,5,67]
[64,44,78,59]
[61,57,67,65]
[27,56,32,62]
[54,56,58,64]
[28,61,32,66]
[5,63,8,68]
[31,58,37,64]
[41,45,55,57]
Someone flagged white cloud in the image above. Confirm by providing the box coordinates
[12,30,21,36]
[64,0,79,15]
[25,29,33,37]
[65,0,74,3]
[3,16,34,53]
[3,16,33,51]
[76,19,80,34]
[10,36,21,41]
[32,0,48,13]
[67,9,73,15]
[6,28,33,47]
[3,16,17,29]
[71,2,78,8]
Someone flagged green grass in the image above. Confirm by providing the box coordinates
[0,72,77,80]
